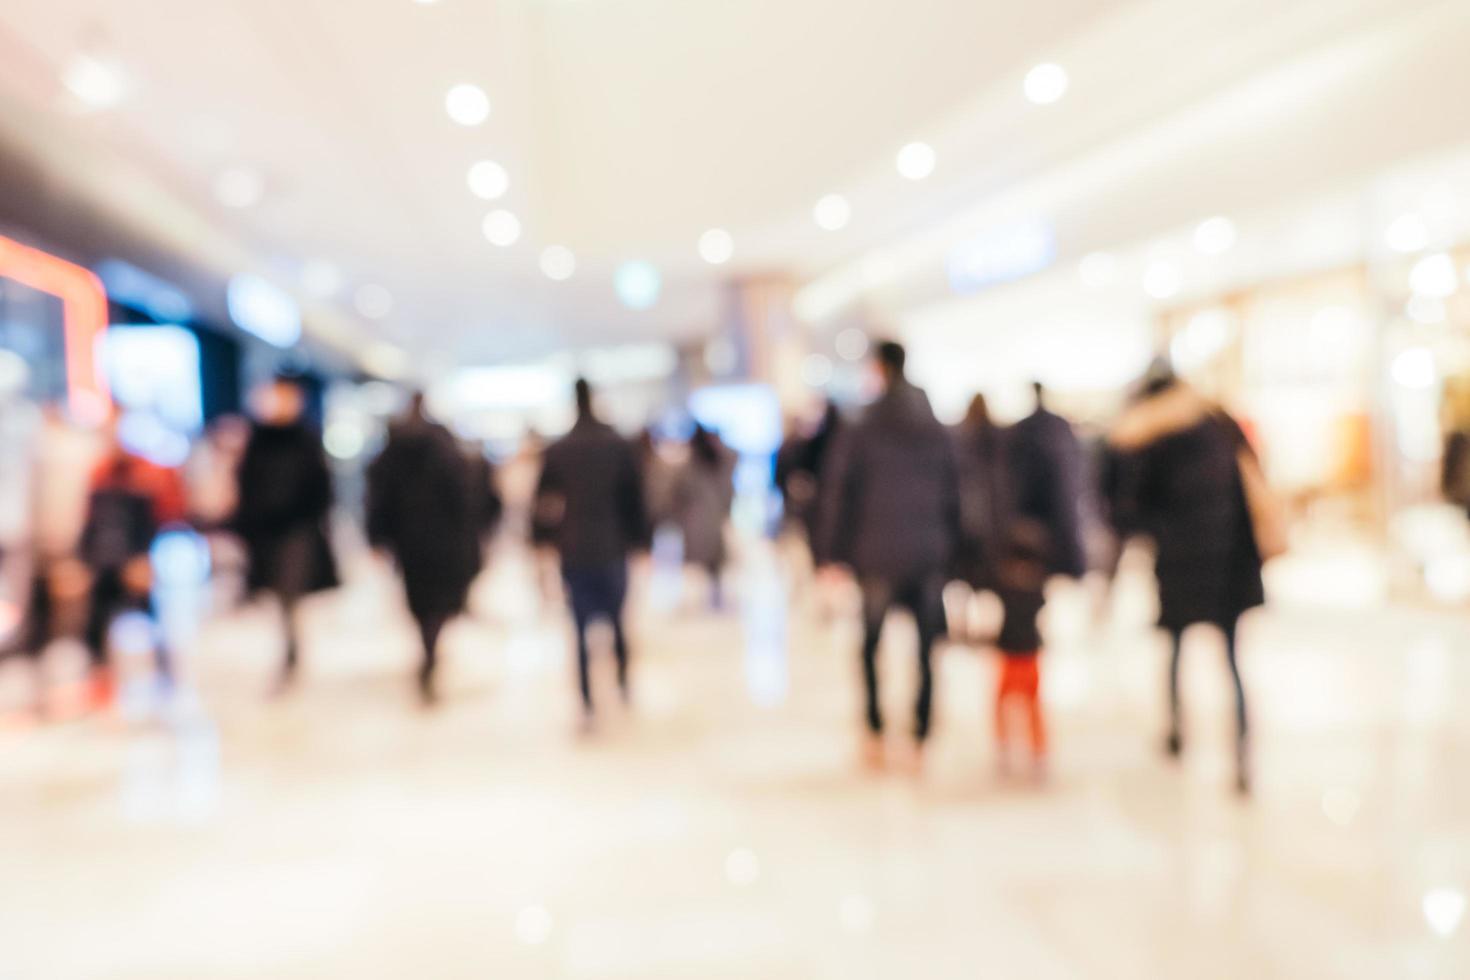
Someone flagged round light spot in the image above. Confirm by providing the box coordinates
[1143,262,1181,300]
[353,284,393,320]
[1391,347,1436,390]
[813,194,851,231]
[1193,216,1237,256]
[445,84,490,126]
[724,848,760,886]
[839,893,876,933]
[214,167,264,209]
[467,160,509,200]
[515,904,554,945]
[1410,252,1458,299]
[835,327,869,362]
[540,245,576,281]
[1424,888,1466,938]
[895,141,936,181]
[698,228,734,265]
[801,354,834,388]
[614,261,661,310]
[1385,213,1428,254]
[1024,62,1069,105]
[482,209,521,247]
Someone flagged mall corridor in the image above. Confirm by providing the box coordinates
[3,539,1470,978]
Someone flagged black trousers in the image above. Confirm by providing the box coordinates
[1167,620,1247,743]
[859,570,946,741]
[562,564,630,712]
[84,568,163,677]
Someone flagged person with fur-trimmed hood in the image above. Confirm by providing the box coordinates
[1108,368,1267,795]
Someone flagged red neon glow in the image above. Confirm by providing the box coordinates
[0,235,111,420]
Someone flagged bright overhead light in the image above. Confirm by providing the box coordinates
[482,209,521,247]
[1385,213,1428,254]
[1078,251,1116,287]
[813,194,851,231]
[539,245,576,281]
[698,228,734,265]
[445,84,490,126]
[354,283,393,319]
[214,167,264,209]
[1391,347,1436,390]
[1024,62,1069,105]
[62,54,128,110]
[614,261,661,310]
[1143,261,1181,300]
[1193,216,1237,255]
[895,142,936,181]
[1410,252,1458,298]
[1424,888,1467,939]
[300,260,343,298]
[467,160,508,200]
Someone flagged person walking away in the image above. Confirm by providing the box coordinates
[1109,371,1268,795]
[673,424,734,609]
[78,424,186,707]
[817,341,961,773]
[535,379,649,730]
[366,393,484,705]
[232,375,338,693]
[949,393,1007,644]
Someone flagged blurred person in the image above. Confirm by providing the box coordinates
[1006,382,1088,583]
[775,400,842,550]
[949,392,1007,643]
[1109,371,1268,795]
[77,422,187,705]
[534,379,649,729]
[818,341,960,772]
[673,424,734,609]
[635,427,677,534]
[183,414,248,530]
[366,393,484,705]
[232,374,338,693]
[462,441,504,550]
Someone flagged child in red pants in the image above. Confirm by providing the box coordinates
[994,525,1049,775]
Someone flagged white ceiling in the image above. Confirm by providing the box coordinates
[0,0,1463,371]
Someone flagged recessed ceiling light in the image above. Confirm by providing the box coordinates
[614,261,661,310]
[1024,62,1069,105]
[467,160,509,200]
[698,228,734,265]
[1410,253,1458,298]
[445,84,490,126]
[214,167,264,209]
[61,54,128,110]
[1193,216,1237,255]
[354,283,393,319]
[813,194,851,231]
[895,142,936,181]
[540,245,576,281]
[482,210,521,247]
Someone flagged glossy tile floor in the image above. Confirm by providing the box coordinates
[3,540,1470,979]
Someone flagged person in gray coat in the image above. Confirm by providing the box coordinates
[673,424,734,609]
[817,341,961,771]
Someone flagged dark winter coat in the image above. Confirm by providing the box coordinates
[535,416,649,571]
[817,379,961,580]
[366,417,484,621]
[1005,407,1089,580]
[951,419,1010,591]
[1109,384,1265,633]
[233,422,339,599]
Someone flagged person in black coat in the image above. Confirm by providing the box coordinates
[366,394,485,705]
[818,341,961,771]
[1005,382,1089,581]
[535,379,649,727]
[233,375,339,692]
[1109,373,1266,794]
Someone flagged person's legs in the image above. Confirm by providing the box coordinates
[606,565,631,700]
[1018,658,1046,758]
[562,570,597,716]
[416,610,449,704]
[1223,619,1250,793]
[910,574,945,744]
[1164,627,1185,756]
[858,578,892,739]
[83,569,123,707]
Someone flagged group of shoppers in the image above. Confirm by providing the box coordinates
[793,342,1268,793]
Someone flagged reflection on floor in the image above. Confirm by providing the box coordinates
[3,542,1470,979]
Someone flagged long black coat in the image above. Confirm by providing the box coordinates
[817,379,961,580]
[366,419,484,621]
[1110,385,1265,632]
[1005,407,1089,580]
[535,416,649,571]
[233,422,339,599]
